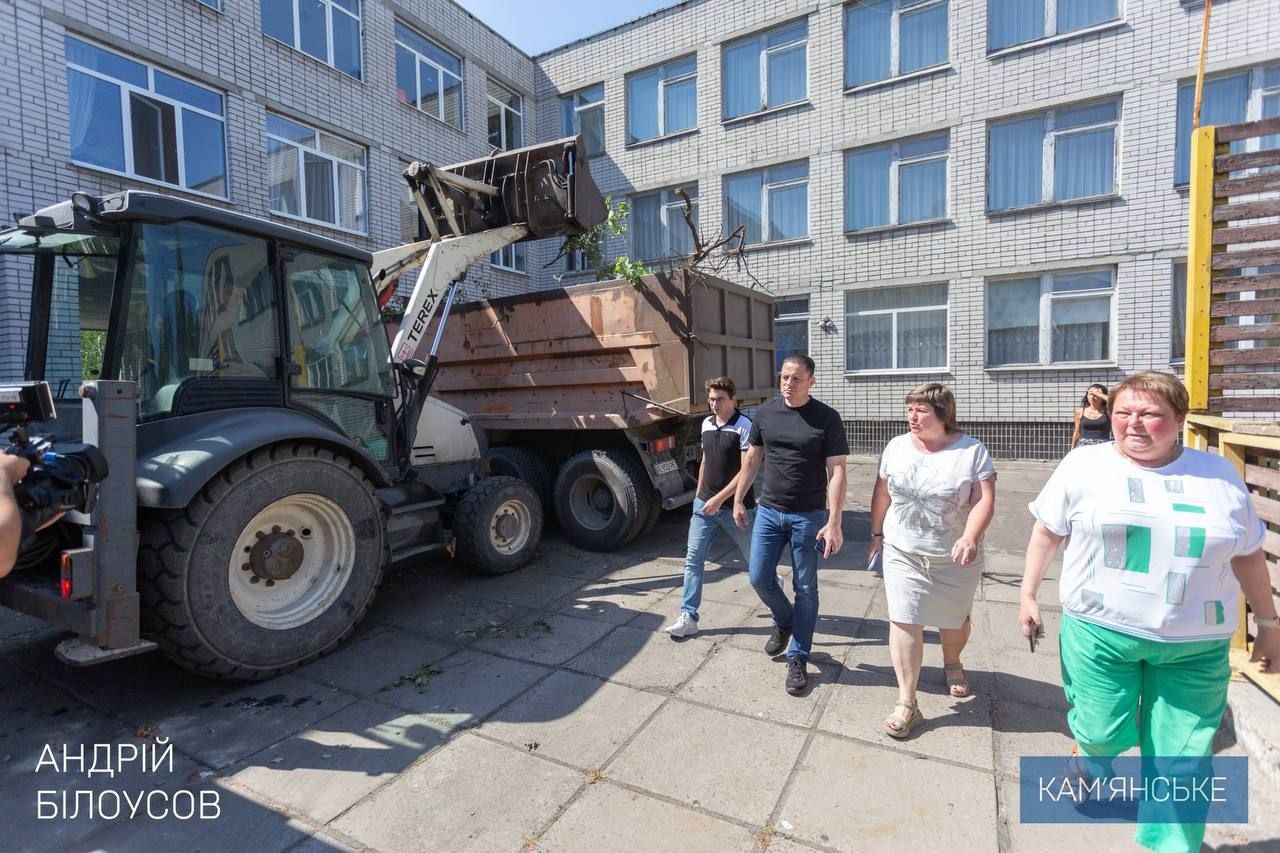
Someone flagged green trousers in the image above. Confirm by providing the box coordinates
[1059,614,1230,853]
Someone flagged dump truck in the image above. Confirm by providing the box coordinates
[0,136,605,679]
[426,271,776,551]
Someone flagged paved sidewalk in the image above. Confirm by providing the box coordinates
[0,458,1275,851]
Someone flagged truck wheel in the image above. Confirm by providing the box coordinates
[138,444,385,681]
[637,492,663,538]
[489,446,553,513]
[553,449,656,551]
[454,476,543,574]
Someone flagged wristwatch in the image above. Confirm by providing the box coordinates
[1256,616,1280,629]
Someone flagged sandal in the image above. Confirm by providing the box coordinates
[884,700,923,739]
[944,662,971,698]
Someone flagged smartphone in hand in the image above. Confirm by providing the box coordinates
[866,549,882,577]
[1028,621,1044,653]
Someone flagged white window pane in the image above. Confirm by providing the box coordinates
[900,2,948,74]
[337,163,365,232]
[766,44,806,107]
[304,151,336,224]
[332,10,361,79]
[849,283,946,312]
[1052,269,1111,292]
[768,183,807,241]
[664,77,697,134]
[268,114,314,145]
[298,0,328,61]
[898,308,948,368]
[268,139,300,216]
[443,72,462,127]
[988,0,1044,50]
[632,193,664,259]
[668,199,697,256]
[65,36,148,87]
[846,146,891,230]
[1054,126,1114,200]
[580,104,604,155]
[419,64,440,115]
[154,71,223,115]
[396,23,460,75]
[723,38,761,117]
[848,313,893,370]
[320,134,364,164]
[182,111,226,196]
[845,0,891,87]
[899,158,946,222]
[987,278,1040,365]
[68,69,125,172]
[989,115,1044,209]
[724,172,763,244]
[1052,295,1110,362]
[628,70,660,142]
[1058,0,1117,34]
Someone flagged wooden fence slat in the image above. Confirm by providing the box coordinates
[1246,462,1280,491]
[1217,116,1280,142]
[1212,248,1280,271]
[1217,149,1280,171]
[1212,272,1280,294]
[1209,299,1280,317]
[1211,322,1280,342]
[1209,347,1280,364]
[1209,374,1280,390]
[1213,223,1280,245]
[1212,200,1280,223]
[1263,529,1280,560]
[1207,396,1280,411]
[1252,493,1280,525]
[1214,171,1280,197]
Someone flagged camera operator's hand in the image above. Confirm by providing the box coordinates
[0,454,32,578]
[0,453,31,487]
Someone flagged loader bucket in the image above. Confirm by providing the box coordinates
[405,135,607,242]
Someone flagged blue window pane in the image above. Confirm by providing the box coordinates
[723,38,761,118]
[67,69,125,172]
[724,172,763,244]
[1057,100,1117,129]
[580,105,604,156]
[331,0,358,14]
[395,44,416,104]
[1174,75,1249,185]
[268,138,301,216]
[989,115,1044,209]
[154,71,223,115]
[900,132,948,158]
[767,20,807,47]
[846,146,891,230]
[988,0,1044,51]
[267,114,315,145]
[665,56,696,78]
[395,22,460,76]
[260,0,295,45]
[769,161,808,183]
[1054,126,1114,200]
[579,83,604,104]
[768,183,807,241]
[627,69,660,142]
[900,1,948,73]
[65,36,148,87]
[182,111,226,196]
[664,77,697,134]
[775,319,808,372]
[332,10,362,79]
[766,44,806,107]
[845,0,890,86]
[1058,0,1117,34]
[419,63,440,115]
[304,151,335,224]
[631,193,663,259]
[900,158,946,222]
[561,97,576,136]
[299,0,328,62]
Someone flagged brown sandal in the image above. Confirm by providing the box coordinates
[944,662,971,698]
[884,700,923,739]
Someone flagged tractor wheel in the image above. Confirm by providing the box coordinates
[489,446,554,514]
[553,449,656,551]
[454,475,543,574]
[138,444,385,681]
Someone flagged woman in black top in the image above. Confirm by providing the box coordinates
[1070,384,1111,448]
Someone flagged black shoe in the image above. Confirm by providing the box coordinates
[785,657,808,695]
[765,624,792,656]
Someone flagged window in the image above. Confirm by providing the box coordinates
[267,114,367,233]
[197,0,221,9]
[563,232,601,275]
[632,185,699,260]
[986,268,1114,366]
[775,297,810,372]
[627,56,697,144]
[65,36,227,197]
[395,22,463,129]
[487,80,523,150]
[846,284,948,371]
[846,132,948,230]
[722,18,808,119]
[988,0,1119,52]
[562,84,605,157]
[988,99,1118,211]
[1174,65,1278,185]
[845,0,948,88]
[1172,261,1187,362]
[490,243,527,273]
[261,0,361,79]
[723,161,809,245]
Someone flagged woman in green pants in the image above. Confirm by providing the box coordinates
[1019,371,1280,853]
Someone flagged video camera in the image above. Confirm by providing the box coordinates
[1,382,109,533]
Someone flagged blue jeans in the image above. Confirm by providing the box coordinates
[680,497,755,620]
[748,503,826,660]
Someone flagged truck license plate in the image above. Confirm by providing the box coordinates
[653,459,679,476]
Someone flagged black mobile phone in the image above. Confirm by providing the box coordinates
[1028,621,1044,653]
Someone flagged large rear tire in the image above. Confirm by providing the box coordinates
[489,446,554,514]
[138,444,385,681]
[553,449,656,551]
[454,476,543,574]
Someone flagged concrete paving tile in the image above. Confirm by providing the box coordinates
[656,603,757,644]
[566,624,711,692]
[991,647,1069,712]
[331,733,582,853]
[691,564,762,609]
[151,675,358,770]
[0,606,46,640]
[551,578,674,626]
[599,559,685,588]
[370,591,537,643]
[607,701,807,824]
[777,732,998,852]
[678,643,833,727]
[229,700,452,824]
[285,832,359,853]
[293,626,454,696]
[375,648,549,722]
[461,568,592,609]
[997,773,1140,853]
[980,601,1064,657]
[482,670,664,769]
[535,781,757,852]
[472,612,615,666]
[991,700,1079,777]
[532,538,634,577]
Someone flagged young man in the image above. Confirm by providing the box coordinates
[665,377,755,638]
[734,355,848,695]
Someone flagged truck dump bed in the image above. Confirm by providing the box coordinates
[431,271,775,431]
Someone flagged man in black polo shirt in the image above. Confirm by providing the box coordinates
[664,376,755,638]
[733,354,848,695]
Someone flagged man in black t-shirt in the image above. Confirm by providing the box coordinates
[733,354,848,695]
[664,377,755,638]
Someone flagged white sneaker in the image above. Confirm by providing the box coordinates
[664,612,699,637]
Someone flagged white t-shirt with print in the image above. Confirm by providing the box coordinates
[1029,443,1265,642]
[879,433,997,557]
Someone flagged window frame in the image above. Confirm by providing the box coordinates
[844,283,950,374]
[774,297,810,372]
[984,267,1117,368]
[844,0,950,90]
[630,185,699,261]
[626,55,698,145]
[986,98,1120,212]
[489,243,527,274]
[64,36,229,199]
[263,0,363,80]
[722,18,810,120]
[845,131,950,231]
[395,21,464,130]
[266,113,368,235]
[723,160,811,246]
[486,79,523,150]
[987,0,1122,53]
[562,84,606,157]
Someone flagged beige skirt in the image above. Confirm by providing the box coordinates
[882,543,982,629]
